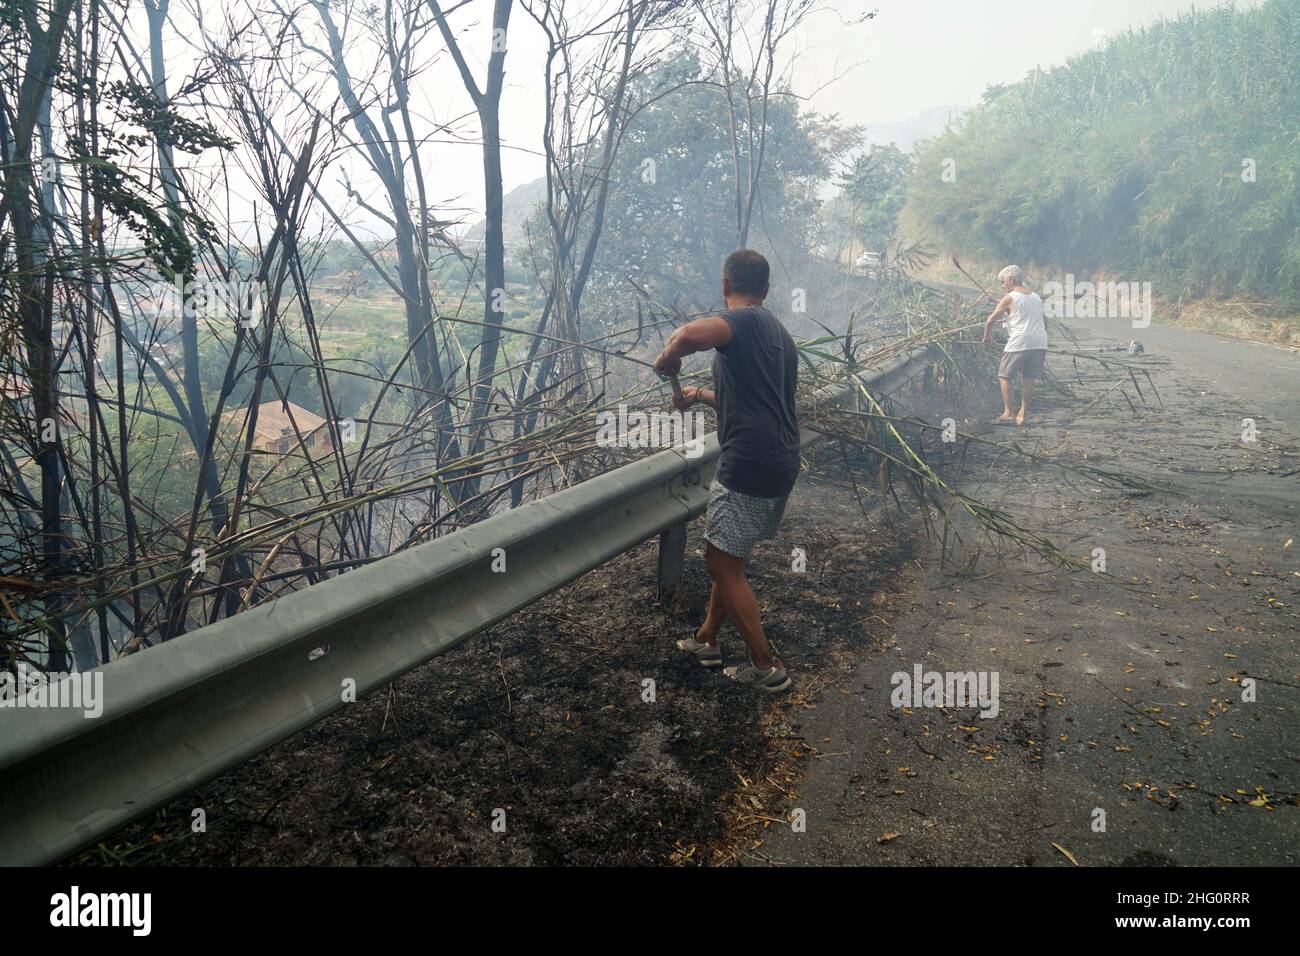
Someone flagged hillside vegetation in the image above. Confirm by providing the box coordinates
[906,0,1300,306]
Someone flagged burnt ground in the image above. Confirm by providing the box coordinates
[750,316,1300,866]
[74,450,922,866]
[74,315,1298,868]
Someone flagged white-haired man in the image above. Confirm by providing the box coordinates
[982,265,1047,425]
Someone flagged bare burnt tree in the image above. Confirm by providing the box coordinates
[494,0,689,503]
[691,0,814,248]
[1,0,248,662]
[280,1,456,434]
[0,0,80,669]
[1,0,847,672]
[424,0,511,466]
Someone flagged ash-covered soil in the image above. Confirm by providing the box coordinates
[76,452,921,866]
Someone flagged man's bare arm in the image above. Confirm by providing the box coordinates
[653,316,733,375]
[982,294,1013,344]
[685,386,716,409]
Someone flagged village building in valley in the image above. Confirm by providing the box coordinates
[220,400,334,458]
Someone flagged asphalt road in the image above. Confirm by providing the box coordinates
[749,316,1298,866]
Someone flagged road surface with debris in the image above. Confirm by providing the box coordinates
[748,315,1299,866]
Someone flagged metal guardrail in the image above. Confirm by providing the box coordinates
[0,345,935,865]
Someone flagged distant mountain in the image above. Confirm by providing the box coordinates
[463,177,547,247]
[864,104,965,152]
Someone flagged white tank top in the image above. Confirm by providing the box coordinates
[1004,290,1048,352]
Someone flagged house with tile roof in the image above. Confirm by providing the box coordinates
[221,400,333,456]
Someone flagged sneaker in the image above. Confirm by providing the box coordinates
[675,632,722,667]
[723,660,792,694]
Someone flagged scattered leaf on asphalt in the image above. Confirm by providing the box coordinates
[1052,842,1080,866]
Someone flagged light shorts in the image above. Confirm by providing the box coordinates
[998,348,1047,381]
[704,478,789,558]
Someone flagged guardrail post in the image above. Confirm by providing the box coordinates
[657,521,687,602]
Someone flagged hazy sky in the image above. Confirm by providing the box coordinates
[794,0,1264,126]
[480,0,1264,197]
[155,0,1264,239]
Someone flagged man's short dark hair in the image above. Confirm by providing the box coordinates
[723,249,770,297]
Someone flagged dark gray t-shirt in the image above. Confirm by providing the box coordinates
[712,305,800,498]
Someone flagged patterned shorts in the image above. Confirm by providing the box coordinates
[704,478,789,558]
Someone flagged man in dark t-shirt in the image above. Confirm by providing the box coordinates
[652,250,798,694]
